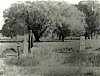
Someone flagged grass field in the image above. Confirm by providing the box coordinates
[0,39,100,76]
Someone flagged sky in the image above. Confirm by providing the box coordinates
[0,0,99,30]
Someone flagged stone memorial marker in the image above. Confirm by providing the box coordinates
[23,35,28,56]
[80,36,85,50]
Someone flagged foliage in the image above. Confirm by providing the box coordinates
[2,3,27,38]
[76,0,100,38]
[2,1,86,41]
[61,5,86,36]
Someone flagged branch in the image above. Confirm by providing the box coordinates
[39,26,48,37]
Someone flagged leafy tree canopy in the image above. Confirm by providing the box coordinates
[76,0,100,38]
[2,1,86,41]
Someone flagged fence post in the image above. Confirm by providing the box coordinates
[17,42,20,59]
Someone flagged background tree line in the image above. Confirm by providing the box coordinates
[2,0,100,41]
[76,0,100,39]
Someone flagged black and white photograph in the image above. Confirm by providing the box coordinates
[0,0,100,76]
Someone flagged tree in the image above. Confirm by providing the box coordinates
[3,1,52,41]
[53,24,70,41]
[2,24,10,37]
[2,2,27,38]
[52,3,86,41]
[25,9,50,42]
[62,5,86,37]
[2,1,86,41]
[76,0,100,39]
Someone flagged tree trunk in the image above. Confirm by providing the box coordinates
[11,35,13,39]
[59,34,61,40]
[90,31,93,39]
[33,26,48,42]
[96,31,98,39]
[35,37,40,42]
[33,33,40,42]
[62,35,64,42]
[88,36,90,39]
[28,49,31,53]
[96,34,98,39]
[91,34,93,39]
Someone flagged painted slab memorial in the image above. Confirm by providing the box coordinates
[80,36,85,51]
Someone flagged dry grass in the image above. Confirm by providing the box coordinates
[5,56,39,66]
[1,39,100,76]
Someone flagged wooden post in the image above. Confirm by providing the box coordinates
[17,42,20,59]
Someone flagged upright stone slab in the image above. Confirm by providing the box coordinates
[80,36,85,50]
[23,35,28,56]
